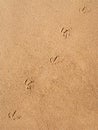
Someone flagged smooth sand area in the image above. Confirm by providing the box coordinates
[0,0,98,130]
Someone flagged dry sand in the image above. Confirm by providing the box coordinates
[0,0,98,130]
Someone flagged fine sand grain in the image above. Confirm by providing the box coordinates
[0,0,98,130]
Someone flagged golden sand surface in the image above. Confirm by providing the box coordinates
[0,0,98,130]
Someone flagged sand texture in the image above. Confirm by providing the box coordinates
[0,0,98,130]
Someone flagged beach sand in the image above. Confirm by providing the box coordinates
[0,0,98,130]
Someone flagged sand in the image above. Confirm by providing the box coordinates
[0,0,98,130]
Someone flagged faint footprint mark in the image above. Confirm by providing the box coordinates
[50,55,64,64]
[61,27,72,39]
[8,110,21,120]
[25,78,34,90]
[79,5,91,14]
